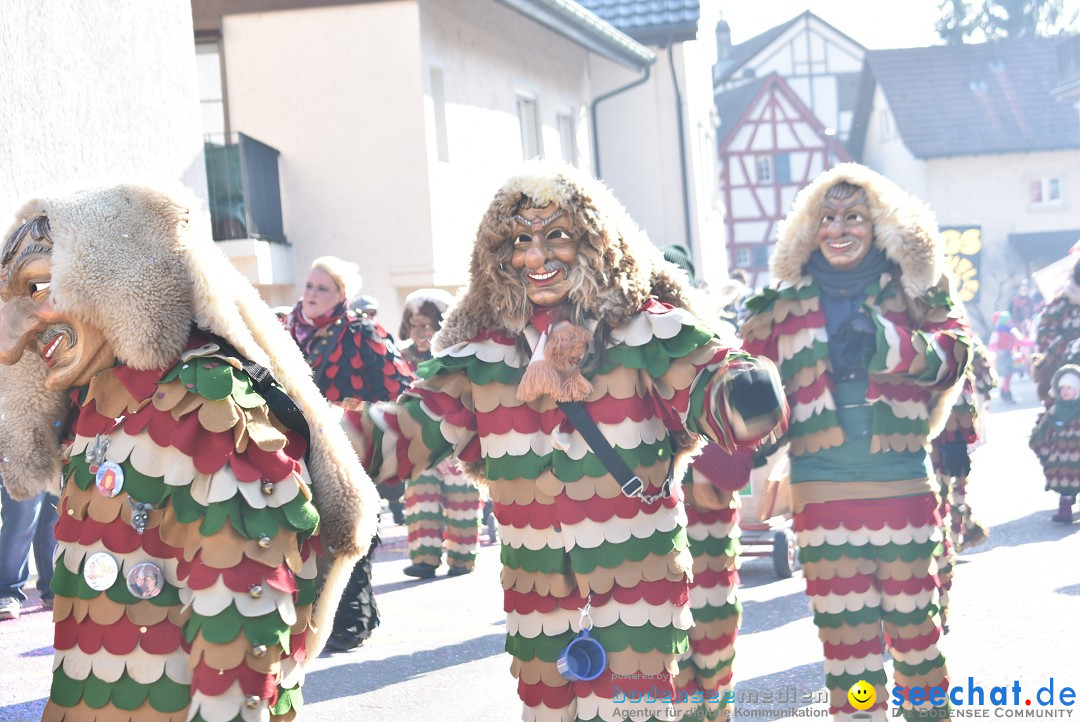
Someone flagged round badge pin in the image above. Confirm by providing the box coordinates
[95,461,125,498]
[83,552,120,591]
[126,561,165,600]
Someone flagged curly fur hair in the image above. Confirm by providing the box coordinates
[434,161,700,351]
[772,163,945,299]
[0,182,380,657]
[399,288,454,340]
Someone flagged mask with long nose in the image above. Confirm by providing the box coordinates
[0,217,115,389]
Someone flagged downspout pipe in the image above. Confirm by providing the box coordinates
[668,41,694,257]
[590,63,651,179]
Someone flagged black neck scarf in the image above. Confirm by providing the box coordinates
[805,245,895,299]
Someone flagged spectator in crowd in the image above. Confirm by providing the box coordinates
[0,484,58,619]
[284,256,414,651]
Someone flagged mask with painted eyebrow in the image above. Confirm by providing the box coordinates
[512,209,566,230]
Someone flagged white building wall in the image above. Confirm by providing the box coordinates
[925,150,1080,330]
[417,0,592,307]
[0,0,205,213]
[222,3,430,316]
[861,86,929,199]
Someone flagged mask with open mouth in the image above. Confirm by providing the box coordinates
[509,203,579,308]
[0,217,115,390]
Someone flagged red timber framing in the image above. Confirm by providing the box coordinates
[718,73,851,288]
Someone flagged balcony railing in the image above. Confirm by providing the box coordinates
[204,132,286,243]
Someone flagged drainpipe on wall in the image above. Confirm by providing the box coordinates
[668,41,694,257]
[590,63,651,178]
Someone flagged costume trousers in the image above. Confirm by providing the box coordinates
[681,496,740,720]
[493,473,709,722]
[0,485,59,600]
[796,493,950,721]
[404,466,483,570]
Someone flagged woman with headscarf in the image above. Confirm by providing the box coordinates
[284,256,414,650]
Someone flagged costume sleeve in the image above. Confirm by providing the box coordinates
[343,368,478,485]
[638,308,787,454]
[865,284,971,390]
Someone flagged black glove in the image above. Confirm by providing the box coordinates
[833,309,877,377]
[727,365,784,421]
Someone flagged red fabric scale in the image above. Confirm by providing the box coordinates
[179,552,298,594]
[823,636,885,661]
[790,374,835,407]
[804,573,937,597]
[415,388,476,431]
[191,660,278,698]
[494,491,678,529]
[689,630,736,656]
[504,589,590,614]
[54,614,183,656]
[518,679,576,708]
[795,494,938,531]
[885,627,941,654]
[442,497,481,512]
[691,567,738,589]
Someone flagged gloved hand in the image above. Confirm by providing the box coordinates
[833,308,878,376]
[727,364,784,419]
[723,359,787,443]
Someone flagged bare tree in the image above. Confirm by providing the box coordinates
[936,0,1073,43]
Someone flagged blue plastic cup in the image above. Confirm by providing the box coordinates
[557,629,607,682]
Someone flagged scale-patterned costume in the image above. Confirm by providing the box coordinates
[343,164,787,722]
[1029,365,1080,496]
[0,183,378,722]
[679,444,753,712]
[741,164,970,721]
[930,338,995,617]
[398,290,484,574]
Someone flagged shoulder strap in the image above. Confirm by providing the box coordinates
[557,400,671,502]
[201,330,312,460]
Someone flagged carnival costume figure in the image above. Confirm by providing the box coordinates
[284,257,414,651]
[1032,260,1080,521]
[740,164,971,721]
[658,251,752,713]
[396,289,485,579]
[0,183,379,721]
[342,162,788,722]
[1030,365,1080,523]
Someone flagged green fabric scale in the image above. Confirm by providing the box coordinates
[53,355,320,717]
[506,619,689,661]
[799,539,940,564]
[596,324,713,378]
[51,667,189,713]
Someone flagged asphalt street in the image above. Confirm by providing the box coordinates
[1,376,1078,721]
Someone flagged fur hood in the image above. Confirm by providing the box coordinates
[772,163,945,299]
[435,161,697,350]
[0,182,378,561]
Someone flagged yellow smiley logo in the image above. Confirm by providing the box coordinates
[848,680,876,711]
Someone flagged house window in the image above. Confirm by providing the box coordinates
[430,67,449,163]
[878,109,894,141]
[516,95,542,160]
[1030,178,1062,205]
[735,248,751,268]
[195,42,226,139]
[556,112,577,166]
[755,156,772,184]
[774,153,791,185]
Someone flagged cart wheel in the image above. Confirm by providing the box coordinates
[772,529,798,578]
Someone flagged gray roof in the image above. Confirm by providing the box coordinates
[716,75,771,148]
[714,13,802,84]
[576,0,700,45]
[849,37,1080,159]
[495,0,655,69]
